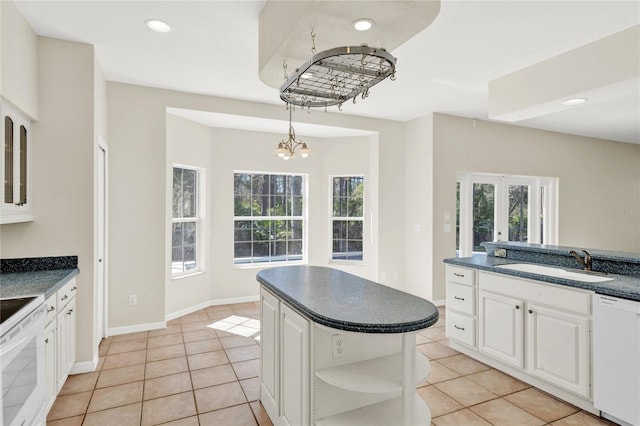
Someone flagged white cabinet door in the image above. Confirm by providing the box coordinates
[55,298,76,389]
[260,289,280,420]
[44,320,57,411]
[526,303,590,398]
[66,298,76,373]
[280,303,310,426]
[479,291,524,368]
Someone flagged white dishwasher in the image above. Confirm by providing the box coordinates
[593,294,640,426]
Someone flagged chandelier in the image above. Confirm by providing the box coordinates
[274,106,310,160]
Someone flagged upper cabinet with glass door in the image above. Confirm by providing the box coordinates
[1,101,34,224]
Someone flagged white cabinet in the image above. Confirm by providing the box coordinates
[260,289,279,420]
[43,277,78,415]
[477,271,592,399]
[479,291,524,368]
[445,265,477,348]
[260,288,310,426]
[1,101,33,224]
[44,318,57,411]
[57,297,76,388]
[280,303,310,426]
[527,303,590,397]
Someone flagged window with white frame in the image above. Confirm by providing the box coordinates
[233,172,306,265]
[172,166,201,275]
[456,172,557,257]
[331,175,364,261]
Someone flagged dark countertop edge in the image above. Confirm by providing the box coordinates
[258,276,439,334]
[481,242,640,264]
[444,256,640,302]
[0,256,79,273]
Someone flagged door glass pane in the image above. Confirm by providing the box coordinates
[473,183,495,252]
[508,185,529,242]
[4,116,13,204]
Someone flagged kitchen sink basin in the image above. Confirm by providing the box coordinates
[496,263,614,283]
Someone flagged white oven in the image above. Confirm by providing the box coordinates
[0,295,46,426]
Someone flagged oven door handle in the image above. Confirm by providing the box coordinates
[0,335,31,357]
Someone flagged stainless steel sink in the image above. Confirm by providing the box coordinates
[496,263,614,283]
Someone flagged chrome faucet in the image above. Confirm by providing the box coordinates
[569,249,592,271]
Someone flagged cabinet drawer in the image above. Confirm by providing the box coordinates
[45,294,57,324]
[446,282,475,315]
[446,265,474,286]
[446,312,476,347]
[479,271,591,315]
[57,278,77,311]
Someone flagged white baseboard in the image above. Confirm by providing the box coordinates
[165,295,260,322]
[108,320,167,336]
[70,353,99,374]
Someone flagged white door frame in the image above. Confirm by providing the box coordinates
[95,138,109,344]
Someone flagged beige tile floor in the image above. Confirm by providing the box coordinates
[46,303,617,426]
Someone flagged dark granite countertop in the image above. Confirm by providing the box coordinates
[482,241,640,264]
[256,265,439,333]
[444,254,640,302]
[0,268,80,299]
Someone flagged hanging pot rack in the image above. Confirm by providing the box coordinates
[279,45,397,109]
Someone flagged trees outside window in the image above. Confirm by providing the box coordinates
[172,166,201,275]
[234,172,307,265]
[331,176,364,261]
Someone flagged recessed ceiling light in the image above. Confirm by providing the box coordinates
[563,98,588,106]
[145,19,171,33]
[353,18,375,31]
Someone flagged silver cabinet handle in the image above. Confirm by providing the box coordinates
[71,286,77,291]
[453,273,465,278]
[454,296,465,301]
[61,294,68,301]
[47,306,55,312]
[454,325,465,331]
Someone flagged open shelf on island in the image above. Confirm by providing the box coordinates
[315,394,431,426]
[315,352,431,394]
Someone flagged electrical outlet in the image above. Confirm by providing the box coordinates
[129,294,137,305]
[332,334,345,358]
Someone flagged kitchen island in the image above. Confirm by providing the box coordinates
[256,265,439,426]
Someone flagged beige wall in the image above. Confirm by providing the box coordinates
[0,37,98,365]
[165,114,215,314]
[404,114,434,301]
[0,1,38,118]
[427,113,640,300]
[108,82,404,328]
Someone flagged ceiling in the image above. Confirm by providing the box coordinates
[15,1,640,143]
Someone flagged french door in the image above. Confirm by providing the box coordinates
[457,173,557,257]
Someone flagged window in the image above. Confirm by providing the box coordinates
[233,172,306,265]
[331,175,364,261]
[172,166,200,275]
[456,173,557,257]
